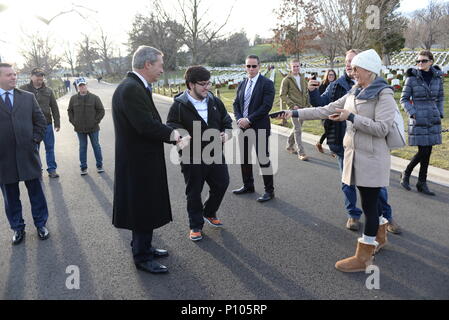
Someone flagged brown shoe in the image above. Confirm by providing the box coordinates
[298,155,309,161]
[315,143,324,153]
[387,219,402,234]
[346,218,360,231]
[286,147,297,154]
[335,239,376,273]
[375,223,388,254]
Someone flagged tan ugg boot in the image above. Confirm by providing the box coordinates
[375,223,388,254]
[335,239,376,273]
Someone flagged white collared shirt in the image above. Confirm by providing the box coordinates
[245,72,260,99]
[0,88,14,106]
[132,71,151,90]
[186,91,208,123]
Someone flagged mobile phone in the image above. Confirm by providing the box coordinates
[269,111,286,118]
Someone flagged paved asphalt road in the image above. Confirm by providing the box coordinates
[1,80,448,300]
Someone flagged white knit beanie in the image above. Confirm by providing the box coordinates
[351,49,382,75]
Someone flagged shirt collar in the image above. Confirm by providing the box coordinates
[132,71,150,89]
[0,88,14,96]
[186,90,208,104]
[248,72,260,84]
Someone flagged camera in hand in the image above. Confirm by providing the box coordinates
[269,111,286,118]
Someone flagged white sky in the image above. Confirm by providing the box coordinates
[0,0,439,67]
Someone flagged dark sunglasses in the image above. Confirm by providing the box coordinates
[416,59,430,64]
[246,65,259,69]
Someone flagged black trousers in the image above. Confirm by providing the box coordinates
[131,230,153,264]
[405,146,433,181]
[239,130,274,193]
[181,163,229,230]
[357,186,382,237]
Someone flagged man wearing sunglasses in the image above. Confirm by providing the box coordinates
[232,55,276,203]
[167,66,232,242]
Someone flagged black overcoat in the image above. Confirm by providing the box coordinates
[111,72,174,232]
[0,89,46,184]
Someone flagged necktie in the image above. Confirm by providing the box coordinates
[243,79,253,118]
[4,92,13,111]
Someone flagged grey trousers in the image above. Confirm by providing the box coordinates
[287,117,305,155]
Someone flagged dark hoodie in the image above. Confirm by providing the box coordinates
[167,90,233,162]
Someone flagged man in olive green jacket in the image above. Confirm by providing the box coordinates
[68,78,105,175]
[279,59,310,160]
[20,68,61,177]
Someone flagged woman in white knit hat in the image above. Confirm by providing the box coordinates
[278,49,397,272]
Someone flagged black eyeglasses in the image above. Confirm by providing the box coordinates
[195,81,211,87]
[246,65,259,69]
[416,59,430,64]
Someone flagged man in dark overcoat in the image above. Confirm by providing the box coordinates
[0,63,50,244]
[112,46,180,274]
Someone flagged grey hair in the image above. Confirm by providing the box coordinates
[132,46,163,70]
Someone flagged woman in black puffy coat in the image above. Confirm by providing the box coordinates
[400,50,444,195]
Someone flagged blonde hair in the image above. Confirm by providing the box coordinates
[353,71,377,89]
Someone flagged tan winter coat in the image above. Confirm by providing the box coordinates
[296,83,396,187]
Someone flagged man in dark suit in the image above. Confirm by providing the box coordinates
[0,63,50,244]
[167,66,232,242]
[112,46,181,274]
[232,55,275,202]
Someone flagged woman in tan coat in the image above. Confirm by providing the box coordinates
[279,49,397,272]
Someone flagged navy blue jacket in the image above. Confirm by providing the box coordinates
[309,73,354,145]
[400,66,444,146]
[233,74,275,134]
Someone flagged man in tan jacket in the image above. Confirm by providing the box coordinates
[280,59,310,160]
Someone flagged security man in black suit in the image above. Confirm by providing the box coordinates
[232,55,275,202]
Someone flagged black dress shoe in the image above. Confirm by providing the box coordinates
[257,192,275,202]
[135,261,169,274]
[150,247,169,258]
[12,230,25,245]
[37,227,50,240]
[232,186,255,194]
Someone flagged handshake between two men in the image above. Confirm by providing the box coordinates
[171,129,230,150]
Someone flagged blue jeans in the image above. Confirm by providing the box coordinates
[379,186,392,221]
[329,143,363,219]
[0,179,49,231]
[329,143,393,220]
[77,131,103,169]
[39,124,57,173]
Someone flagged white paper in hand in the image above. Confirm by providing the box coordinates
[177,135,191,150]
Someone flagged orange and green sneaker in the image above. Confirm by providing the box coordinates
[189,229,203,241]
[204,217,223,228]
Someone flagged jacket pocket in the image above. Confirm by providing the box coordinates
[354,132,373,154]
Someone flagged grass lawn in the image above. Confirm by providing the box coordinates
[155,71,449,170]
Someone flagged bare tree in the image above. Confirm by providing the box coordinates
[176,0,236,64]
[77,34,99,74]
[95,28,114,74]
[412,0,447,49]
[20,33,61,75]
[404,17,421,50]
[128,4,185,72]
[318,0,371,52]
[63,42,77,76]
